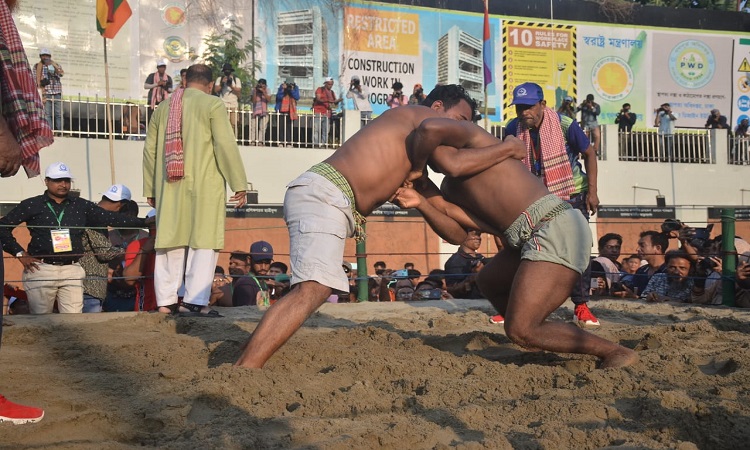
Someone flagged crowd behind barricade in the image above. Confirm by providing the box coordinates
[4,201,750,318]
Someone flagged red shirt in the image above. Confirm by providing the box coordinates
[124,238,156,311]
[313,86,336,117]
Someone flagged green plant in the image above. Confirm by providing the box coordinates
[201,22,262,105]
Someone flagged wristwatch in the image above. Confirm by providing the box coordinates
[15,251,24,258]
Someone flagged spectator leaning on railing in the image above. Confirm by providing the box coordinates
[213,63,241,136]
[34,47,64,133]
[250,78,272,145]
[312,77,342,147]
[144,59,173,123]
[275,78,299,147]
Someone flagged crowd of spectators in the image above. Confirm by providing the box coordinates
[2,192,750,314]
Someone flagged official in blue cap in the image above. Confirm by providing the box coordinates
[504,80,602,328]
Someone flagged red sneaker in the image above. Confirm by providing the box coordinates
[573,303,600,327]
[489,314,505,324]
[0,395,44,424]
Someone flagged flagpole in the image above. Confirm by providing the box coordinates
[483,0,490,131]
[103,37,116,184]
[484,86,490,131]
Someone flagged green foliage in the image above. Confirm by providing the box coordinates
[201,22,262,104]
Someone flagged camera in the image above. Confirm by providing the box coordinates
[394,91,402,96]
[40,78,51,87]
[414,288,443,300]
[690,225,713,249]
[415,88,423,95]
[697,256,718,273]
[470,257,487,269]
[660,219,683,234]
[661,219,714,248]
[352,79,360,86]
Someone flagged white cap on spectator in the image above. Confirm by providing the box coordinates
[45,162,73,179]
[324,76,334,83]
[102,184,132,202]
[39,48,51,56]
[157,58,168,67]
[146,208,156,219]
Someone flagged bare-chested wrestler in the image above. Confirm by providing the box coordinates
[393,119,638,369]
[235,85,525,368]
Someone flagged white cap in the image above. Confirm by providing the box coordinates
[44,162,73,179]
[102,184,132,202]
[146,208,156,219]
[39,48,51,56]
[324,76,334,83]
[157,58,168,67]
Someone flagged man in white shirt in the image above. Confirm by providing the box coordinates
[213,63,242,135]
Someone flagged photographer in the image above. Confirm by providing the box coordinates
[704,108,728,130]
[34,48,64,131]
[576,94,601,152]
[274,78,299,146]
[345,75,372,122]
[312,77,342,147]
[408,83,426,105]
[691,236,750,306]
[444,229,485,299]
[213,63,242,135]
[654,103,677,156]
[557,95,576,120]
[615,103,637,132]
[641,250,694,303]
[386,81,407,108]
[250,78,272,145]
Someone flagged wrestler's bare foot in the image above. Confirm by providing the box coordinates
[599,348,638,369]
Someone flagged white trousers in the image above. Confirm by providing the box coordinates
[23,262,85,314]
[154,247,218,307]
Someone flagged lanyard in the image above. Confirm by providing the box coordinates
[529,132,542,176]
[46,201,66,228]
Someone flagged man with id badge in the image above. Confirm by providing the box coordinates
[0,162,148,314]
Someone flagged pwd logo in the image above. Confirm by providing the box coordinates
[668,40,715,89]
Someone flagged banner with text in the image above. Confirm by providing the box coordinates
[733,37,750,128]
[576,25,648,129]
[501,20,576,121]
[650,33,734,128]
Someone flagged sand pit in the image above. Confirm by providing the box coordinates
[2,298,750,449]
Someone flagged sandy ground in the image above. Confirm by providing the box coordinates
[1,298,750,449]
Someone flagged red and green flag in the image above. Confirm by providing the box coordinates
[96,0,132,39]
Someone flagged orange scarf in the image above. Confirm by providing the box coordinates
[281,95,298,121]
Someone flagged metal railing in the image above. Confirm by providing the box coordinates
[729,135,750,165]
[40,98,734,165]
[46,97,345,149]
[617,129,712,164]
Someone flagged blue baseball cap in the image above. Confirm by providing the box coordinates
[250,240,273,260]
[511,82,544,106]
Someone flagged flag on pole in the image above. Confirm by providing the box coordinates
[96,0,132,39]
[482,0,493,87]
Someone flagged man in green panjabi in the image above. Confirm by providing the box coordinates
[143,63,247,316]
